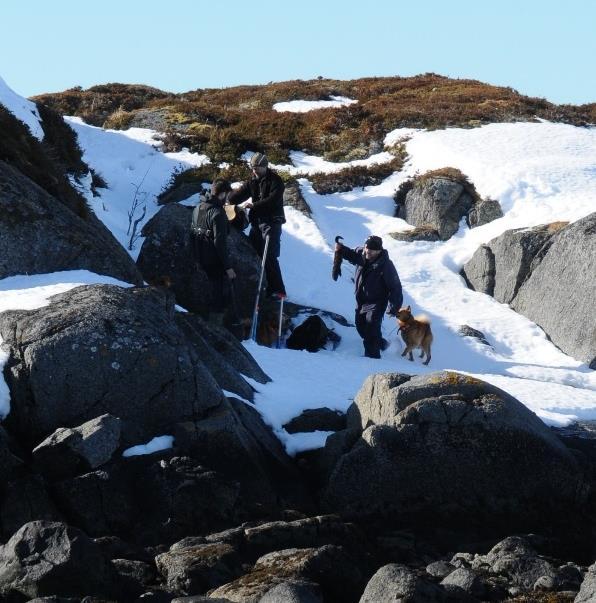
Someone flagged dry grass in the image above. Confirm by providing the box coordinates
[33,74,595,164]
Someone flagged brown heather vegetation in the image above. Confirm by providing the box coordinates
[32,74,595,168]
[0,104,90,218]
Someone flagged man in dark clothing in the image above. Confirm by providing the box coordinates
[192,179,236,324]
[336,235,403,359]
[228,153,287,299]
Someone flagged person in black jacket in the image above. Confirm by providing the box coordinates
[228,153,287,299]
[336,235,403,358]
[192,179,236,324]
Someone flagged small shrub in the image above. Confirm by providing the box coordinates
[310,156,405,195]
[103,107,135,130]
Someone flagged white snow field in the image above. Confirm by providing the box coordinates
[1,78,595,454]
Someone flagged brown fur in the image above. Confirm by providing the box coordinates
[239,304,289,347]
[396,306,433,365]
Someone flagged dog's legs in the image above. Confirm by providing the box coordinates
[419,349,425,358]
[401,345,414,361]
[423,345,431,365]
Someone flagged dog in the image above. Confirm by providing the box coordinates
[396,306,433,365]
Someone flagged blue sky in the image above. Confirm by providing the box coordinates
[1,0,595,104]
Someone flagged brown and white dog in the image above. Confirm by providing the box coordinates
[396,306,433,365]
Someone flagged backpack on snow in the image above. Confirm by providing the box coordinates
[286,315,331,353]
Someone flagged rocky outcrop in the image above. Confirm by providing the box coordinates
[283,180,312,217]
[0,284,223,447]
[462,222,562,303]
[32,414,122,481]
[395,169,502,241]
[0,160,142,284]
[0,521,119,600]
[462,215,596,367]
[323,371,586,523]
[512,215,596,368]
[136,203,262,320]
[360,564,445,602]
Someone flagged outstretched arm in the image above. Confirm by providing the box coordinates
[384,261,403,314]
[337,243,365,267]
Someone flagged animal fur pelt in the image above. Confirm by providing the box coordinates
[332,235,344,281]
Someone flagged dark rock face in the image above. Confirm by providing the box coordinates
[0,521,118,600]
[462,215,596,367]
[0,160,142,284]
[396,176,474,240]
[32,414,122,481]
[323,371,586,523]
[283,181,312,217]
[136,203,262,319]
[0,284,223,447]
[283,408,346,434]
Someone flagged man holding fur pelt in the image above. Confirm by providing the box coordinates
[335,235,403,359]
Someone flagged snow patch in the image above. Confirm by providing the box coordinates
[0,75,44,140]
[122,435,174,457]
[273,96,358,113]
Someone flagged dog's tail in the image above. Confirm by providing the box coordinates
[415,314,431,324]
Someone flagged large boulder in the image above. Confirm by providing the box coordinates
[0,521,118,600]
[323,371,586,525]
[462,215,596,367]
[0,284,223,447]
[136,203,262,319]
[0,160,142,284]
[511,214,596,368]
[395,173,475,240]
[32,414,122,481]
[283,181,312,217]
[359,564,445,603]
[462,223,562,303]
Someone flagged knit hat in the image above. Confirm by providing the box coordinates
[365,235,383,250]
[250,152,268,168]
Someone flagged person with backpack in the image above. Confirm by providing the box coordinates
[191,179,236,325]
[335,235,403,359]
[228,152,287,300]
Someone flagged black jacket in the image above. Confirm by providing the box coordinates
[228,169,286,224]
[341,246,403,317]
[191,196,231,272]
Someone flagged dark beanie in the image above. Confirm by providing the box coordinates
[365,235,383,250]
[250,152,268,168]
[211,179,232,197]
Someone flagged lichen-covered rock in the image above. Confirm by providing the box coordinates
[324,371,585,523]
[0,284,223,446]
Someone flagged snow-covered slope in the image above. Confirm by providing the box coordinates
[0,76,44,140]
[1,87,595,455]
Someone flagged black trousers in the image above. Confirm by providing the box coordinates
[249,221,286,296]
[355,308,383,359]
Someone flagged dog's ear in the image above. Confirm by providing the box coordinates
[406,305,411,312]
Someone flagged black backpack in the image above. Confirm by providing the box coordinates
[286,315,330,353]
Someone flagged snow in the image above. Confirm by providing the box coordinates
[64,117,210,260]
[0,75,44,140]
[0,271,133,419]
[122,435,174,457]
[273,96,358,113]
[1,113,595,456]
